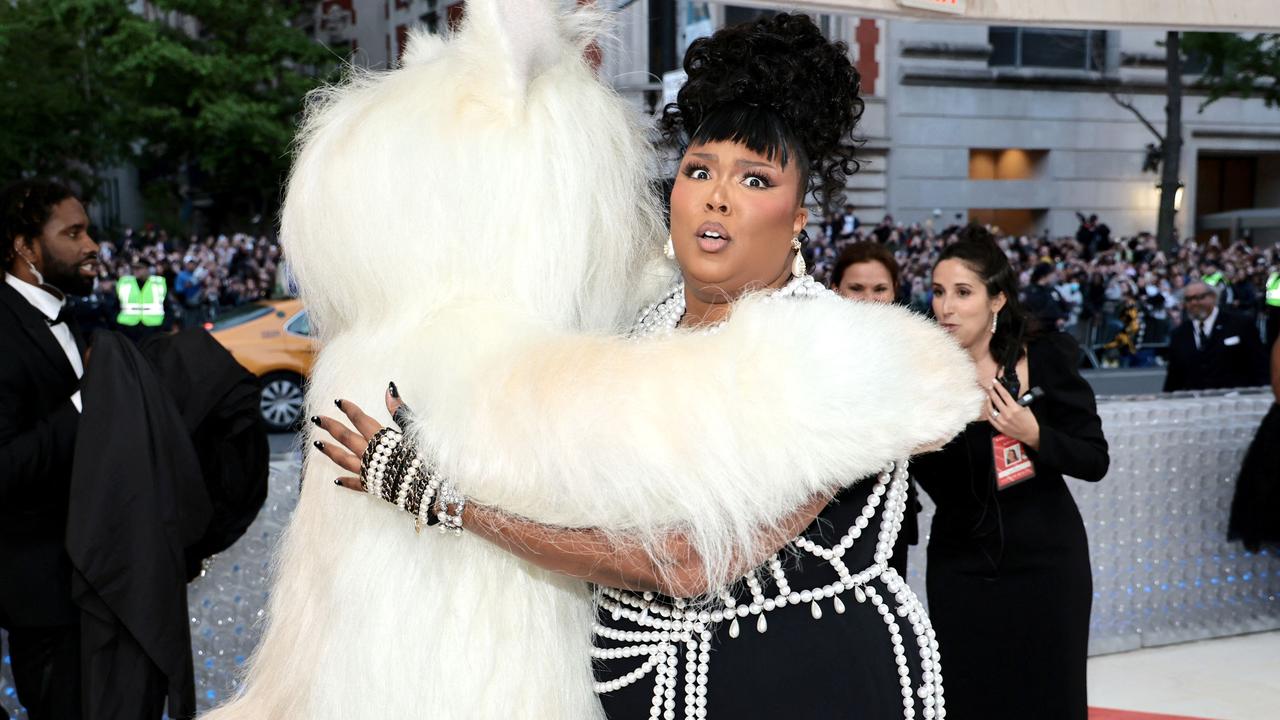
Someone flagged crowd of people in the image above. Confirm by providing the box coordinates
[72,226,287,334]
[808,211,1280,366]
[71,213,1279,372]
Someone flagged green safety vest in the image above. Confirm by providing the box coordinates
[1202,271,1224,287]
[116,275,167,327]
[1267,272,1280,308]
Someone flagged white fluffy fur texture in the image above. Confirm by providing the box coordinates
[204,2,981,718]
[404,291,982,587]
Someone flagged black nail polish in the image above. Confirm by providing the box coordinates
[313,440,324,450]
[333,478,342,486]
[310,416,321,427]
[388,381,400,399]
[334,399,343,410]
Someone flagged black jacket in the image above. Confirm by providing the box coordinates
[67,331,211,718]
[1229,403,1280,552]
[66,329,268,719]
[1163,310,1268,392]
[0,281,83,628]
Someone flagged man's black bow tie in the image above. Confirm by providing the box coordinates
[47,306,73,327]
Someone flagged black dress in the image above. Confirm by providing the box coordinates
[911,332,1109,720]
[593,463,939,720]
[1228,402,1280,551]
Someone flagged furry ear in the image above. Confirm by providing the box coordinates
[464,0,563,96]
[400,27,447,68]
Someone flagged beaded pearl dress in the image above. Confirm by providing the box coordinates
[592,276,945,720]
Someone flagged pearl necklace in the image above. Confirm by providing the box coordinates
[629,274,827,338]
[594,276,946,720]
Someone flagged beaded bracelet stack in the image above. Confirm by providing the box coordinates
[359,427,465,535]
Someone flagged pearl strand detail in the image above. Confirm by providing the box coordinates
[630,275,828,339]
[598,276,944,719]
[592,463,944,718]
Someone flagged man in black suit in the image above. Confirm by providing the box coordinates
[1163,280,1268,392]
[1,179,99,720]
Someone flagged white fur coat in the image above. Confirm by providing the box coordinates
[204,2,982,718]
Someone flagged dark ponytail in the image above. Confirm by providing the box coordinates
[937,224,1039,369]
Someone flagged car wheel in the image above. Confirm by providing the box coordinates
[260,372,305,433]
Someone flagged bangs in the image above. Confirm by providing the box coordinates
[688,103,805,171]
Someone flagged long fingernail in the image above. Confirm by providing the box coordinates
[313,440,325,450]
[388,381,400,399]
[334,399,343,410]
[310,416,321,427]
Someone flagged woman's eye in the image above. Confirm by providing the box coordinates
[687,167,710,180]
[743,175,770,189]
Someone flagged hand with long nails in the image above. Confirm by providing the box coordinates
[311,381,415,491]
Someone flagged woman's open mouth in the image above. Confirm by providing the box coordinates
[695,222,731,253]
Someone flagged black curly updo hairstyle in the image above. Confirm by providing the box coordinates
[660,13,864,210]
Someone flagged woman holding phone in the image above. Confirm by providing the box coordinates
[912,225,1109,720]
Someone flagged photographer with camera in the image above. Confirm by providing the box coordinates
[912,225,1109,720]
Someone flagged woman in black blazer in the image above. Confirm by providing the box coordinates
[912,226,1109,720]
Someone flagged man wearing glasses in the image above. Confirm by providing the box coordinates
[1163,280,1268,392]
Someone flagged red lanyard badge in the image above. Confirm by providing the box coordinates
[991,386,1043,491]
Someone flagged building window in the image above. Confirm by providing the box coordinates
[989,27,1106,71]
[969,149,1047,181]
[724,6,775,26]
[1196,155,1258,217]
[968,209,1046,237]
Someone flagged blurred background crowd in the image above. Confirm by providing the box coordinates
[72,228,289,335]
[74,210,1280,373]
[807,211,1280,368]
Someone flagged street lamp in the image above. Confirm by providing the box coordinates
[1155,181,1184,212]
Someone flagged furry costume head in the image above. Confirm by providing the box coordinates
[281,0,664,338]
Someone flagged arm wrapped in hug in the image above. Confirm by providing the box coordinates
[407,291,984,588]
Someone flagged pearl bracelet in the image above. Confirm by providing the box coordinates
[360,428,402,498]
[362,426,464,535]
[434,479,466,536]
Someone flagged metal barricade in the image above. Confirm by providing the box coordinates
[907,389,1280,655]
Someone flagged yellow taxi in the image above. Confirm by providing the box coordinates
[207,298,315,432]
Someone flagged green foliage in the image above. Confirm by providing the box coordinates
[0,0,339,230]
[1183,32,1280,110]
[0,0,139,194]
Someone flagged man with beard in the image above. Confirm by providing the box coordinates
[1164,280,1268,392]
[0,179,99,719]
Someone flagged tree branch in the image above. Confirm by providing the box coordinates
[1107,90,1165,144]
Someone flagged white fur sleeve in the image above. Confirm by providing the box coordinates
[415,293,982,584]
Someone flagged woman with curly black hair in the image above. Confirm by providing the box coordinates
[584,18,922,719]
[313,12,972,720]
[587,18,928,719]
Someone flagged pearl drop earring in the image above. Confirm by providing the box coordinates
[790,235,806,278]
